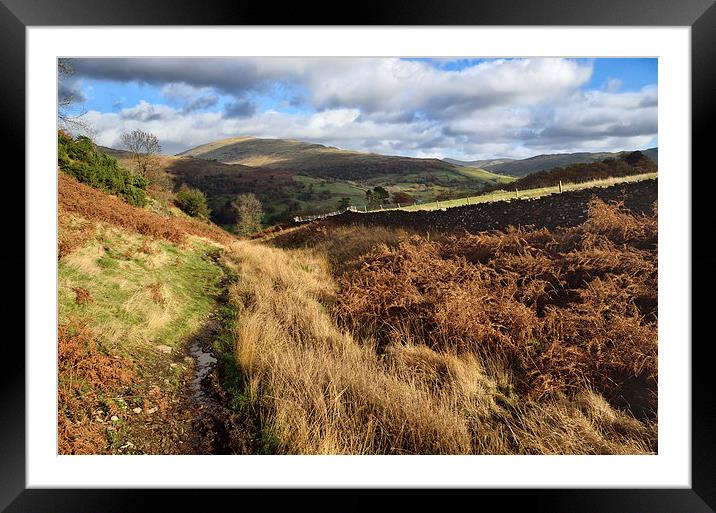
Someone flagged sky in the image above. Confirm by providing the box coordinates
[59,57,658,160]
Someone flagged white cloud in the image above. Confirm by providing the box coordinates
[72,58,657,159]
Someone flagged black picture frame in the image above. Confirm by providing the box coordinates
[3,0,713,511]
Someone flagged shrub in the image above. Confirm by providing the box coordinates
[175,184,211,219]
[58,132,148,207]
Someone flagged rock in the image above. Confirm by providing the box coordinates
[111,415,119,422]
[147,407,158,415]
[184,356,193,363]
[133,407,142,414]
[170,363,178,368]
[155,344,172,354]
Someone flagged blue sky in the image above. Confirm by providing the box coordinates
[61,57,658,158]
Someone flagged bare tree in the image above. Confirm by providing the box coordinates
[232,193,263,237]
[120,129,162,178]
[58,58,91,135]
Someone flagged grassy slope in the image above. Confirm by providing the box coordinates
[453,166,517,184]
[178,136,482,185]
[59,228,222,355]
[58,173,232,454]
[391,173,657,212]
[58,219,227,454]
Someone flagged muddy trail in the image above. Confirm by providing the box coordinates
[183,269,257,455]
[113,254,260,456]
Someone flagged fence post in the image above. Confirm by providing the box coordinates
[397,202,401,208]
[515,188,519,199]
[559,180,563,193]
[436,200,440,208]
[364,205,367,212]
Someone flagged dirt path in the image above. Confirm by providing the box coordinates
[121,257,257,455]
[184,313,255,455]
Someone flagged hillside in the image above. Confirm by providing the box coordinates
[248,189,658,454]
[178,136,464,180]
[177,136,514,188]
[483,150,657,194]
[643,147,658,163]
[58,141,659,455]
[446,148,658,177]
[57,171,242,454]
[103,137,515,226]
[443,157,516,168]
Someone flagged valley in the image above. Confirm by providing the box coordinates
[58,131,658,455]
[101,136,656,231]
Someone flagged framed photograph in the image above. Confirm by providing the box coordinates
[4,0,714,510]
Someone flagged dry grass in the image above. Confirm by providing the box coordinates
[72,287,94,305]
[268,223,418,275]
[58,320,135,454]
[58,211,96,259]
[226,200,657,454]
[147,282,166,304]
[335,199,658,420]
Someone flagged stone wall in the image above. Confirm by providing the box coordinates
[317,179,657,233]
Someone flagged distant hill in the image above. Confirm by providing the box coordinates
[100,136,656,225]
[171,136,516,224]
[443,157,516,168]
[178,136,476,183]
[96,143,509,226]
[483,151,657,194]
[445,148,658,177]
[96,145,133,158]
[643,147,658,163]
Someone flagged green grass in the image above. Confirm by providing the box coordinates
[58,225,224,357]
[454,166,517,184]
[291,170,512,214]
[291,174,367,211]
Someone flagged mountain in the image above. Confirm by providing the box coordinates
[172,136,515,224]
[98,137,513,226]
[445,148,658,177]
[443,157,516,168]
[103,135,657,226]
[178,136,478,182]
